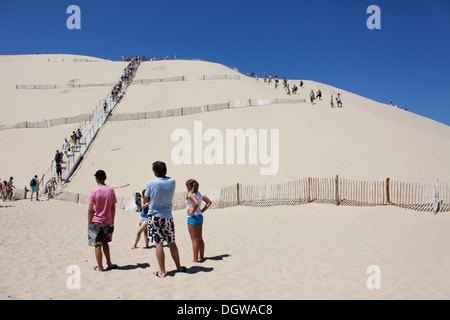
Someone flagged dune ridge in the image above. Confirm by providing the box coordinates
[1,54,450,300]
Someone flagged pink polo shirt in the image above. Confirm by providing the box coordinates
[87,185,117,224]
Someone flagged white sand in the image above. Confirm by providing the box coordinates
[0,54,127,126]
[1,54,450,300]
[2,199,450,300]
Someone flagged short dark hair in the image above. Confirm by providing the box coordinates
[94,170,107,181]
[152,161,167,177]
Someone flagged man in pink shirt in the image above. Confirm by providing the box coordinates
[88,170,117,272]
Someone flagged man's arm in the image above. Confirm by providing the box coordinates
[88,204,94,224]
[111,203,116,224]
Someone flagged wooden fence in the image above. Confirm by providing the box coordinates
[20,176,447,214]
[171,176,450,214]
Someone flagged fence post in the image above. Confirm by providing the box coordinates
[236,183,240,206]
[335,175,340,206]
[386,178,390,204]
[433,179,440,214]
[307,178,311,203]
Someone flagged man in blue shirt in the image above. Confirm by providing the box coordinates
[144,161,186,278]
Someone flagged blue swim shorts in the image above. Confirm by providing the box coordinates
[187,214,204,226]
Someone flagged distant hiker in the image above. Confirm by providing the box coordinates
[330,95,334,108]
[55,150,62,164]
[310,90,315,104]
[46,177,57,199]
[56,162,62,182]
[336,93,343,108]
[292,84,298,94]
[6,177,15,201]
[316,89,322,100]
[77,129,82,144]
[63,138,70,155]
[1,180,6,201]
[30,175,39,201]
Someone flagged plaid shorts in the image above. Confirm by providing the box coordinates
[147,216,175,244]
[88,222,114,247]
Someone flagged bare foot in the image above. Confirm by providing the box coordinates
[154,271,166,278]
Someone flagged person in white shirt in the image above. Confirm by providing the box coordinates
[185,179,212,262]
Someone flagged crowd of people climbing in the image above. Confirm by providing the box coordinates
[245,71,344,108]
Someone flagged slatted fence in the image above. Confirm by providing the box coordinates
[18,176,448,214]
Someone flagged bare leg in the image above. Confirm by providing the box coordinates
[198,224,205,261]
[188,224,199,262]
[168,242,183,271]
[94,246,104,271]
[154,243,166,277]
[102,242,115,269]
[132,222,147,249]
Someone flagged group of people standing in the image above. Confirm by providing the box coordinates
[87,161,212,278]
[0,177,15,201]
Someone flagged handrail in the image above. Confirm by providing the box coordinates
[39,59,141,197]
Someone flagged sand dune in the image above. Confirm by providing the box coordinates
[0,54,127,126]
[60,59,450,197]
[2,199,450,300]
[1,54,450,300]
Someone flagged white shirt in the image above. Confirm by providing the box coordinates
[185,191,204,217]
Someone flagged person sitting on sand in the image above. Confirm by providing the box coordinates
[185,179,212,263]
[316,89,322,100]
[292,84,298,94]
[132,190,150,249]
[87,170,118,272]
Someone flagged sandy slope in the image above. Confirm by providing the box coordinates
[1,54,450,300]
[1,199,450,300]
[0,54,127,126]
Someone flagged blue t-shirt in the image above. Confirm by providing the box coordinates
[140,206,149,219]
[144,177,176,219]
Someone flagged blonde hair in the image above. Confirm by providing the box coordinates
[185,179,199,200]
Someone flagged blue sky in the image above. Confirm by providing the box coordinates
[1,0,449,126]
